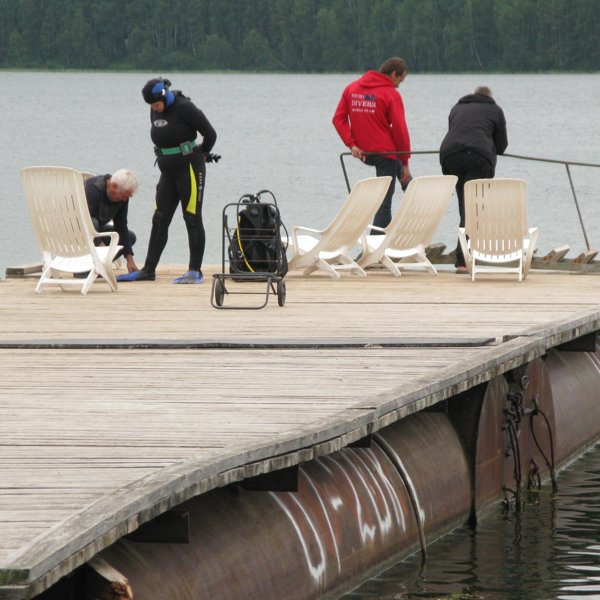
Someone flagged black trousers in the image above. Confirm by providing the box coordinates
[441,150,494,267]
[364,155,404,231]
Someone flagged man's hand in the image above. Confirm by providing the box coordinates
[400,164,412,187]
[125,255,139,273]
[350,145,365,160]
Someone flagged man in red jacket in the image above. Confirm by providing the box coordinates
[333,56,412,230]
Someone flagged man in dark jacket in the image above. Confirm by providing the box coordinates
[84,170,139,273]
[439,86,508,271]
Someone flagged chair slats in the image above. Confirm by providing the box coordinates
[459,178,539,281]
[358,175,457,276]
[21,166,122,294]
[287,176,392,278]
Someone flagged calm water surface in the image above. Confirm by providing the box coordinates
[343,443,600,600]
[1,71,599,274]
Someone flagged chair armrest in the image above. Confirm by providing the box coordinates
[91,230,118,242]
[92,230,120,255]
[290,225,322,256]
[291,225,321,236]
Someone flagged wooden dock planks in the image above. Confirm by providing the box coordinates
[1,266,599,596]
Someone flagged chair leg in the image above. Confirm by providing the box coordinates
[316,258,342,279]
[523,229,539,279]
[80,272,97,295]
[458,228,473,278]
[93,262,119,292]
[410,251,438,275]
[337,254,366,277]
[381,255,402,277]
[518,256,523,282]
[35,266,51,294]
[103,269,118,292]
[426,263,438,275]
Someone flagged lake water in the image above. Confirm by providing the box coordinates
[343,442,600,600]
[1,71,600,275]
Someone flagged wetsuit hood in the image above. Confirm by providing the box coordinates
[142,77,175,108]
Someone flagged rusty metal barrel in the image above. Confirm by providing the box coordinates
[545,347,600,464]
[470,358,556,515]
[95,413,470,600]
[43,348,600,599]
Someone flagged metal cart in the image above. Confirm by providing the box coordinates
[211,190,288,309]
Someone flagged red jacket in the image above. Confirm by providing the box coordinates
[332,70,411,164]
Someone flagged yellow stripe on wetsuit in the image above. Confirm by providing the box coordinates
[186,164,198,214]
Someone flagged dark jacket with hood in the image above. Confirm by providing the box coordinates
[439,93,508,167]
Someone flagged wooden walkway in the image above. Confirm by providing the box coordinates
[1,265,600,598]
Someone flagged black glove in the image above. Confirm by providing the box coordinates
[205,153,221,163]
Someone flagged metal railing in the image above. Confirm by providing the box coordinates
[340,150,600,253]
[503,153,600,251]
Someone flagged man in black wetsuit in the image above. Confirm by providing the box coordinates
[84,169,139,273]
[439,86,508,273]
[118,77,217,284]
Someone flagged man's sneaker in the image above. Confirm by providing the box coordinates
[172,270,203,284]
[117,269,156,282]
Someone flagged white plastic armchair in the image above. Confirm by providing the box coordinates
[458,178,539,281]
[21,166,122,294]
[358,175,457,276]
[287,176,392,278]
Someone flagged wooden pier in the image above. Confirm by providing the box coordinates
[1,265,600,599]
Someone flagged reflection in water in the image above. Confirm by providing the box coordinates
[343,443,600,600]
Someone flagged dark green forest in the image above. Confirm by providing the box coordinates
[0,0,598,72]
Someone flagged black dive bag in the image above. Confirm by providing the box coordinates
[228,190,288,277]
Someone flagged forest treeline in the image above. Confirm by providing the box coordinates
[0,0,598,72]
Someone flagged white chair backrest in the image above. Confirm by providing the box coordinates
[22,166,96,260]
[321,176,392,250]
[385,175,457,250]
[464,178,529,256]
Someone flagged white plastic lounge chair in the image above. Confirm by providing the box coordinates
[458,178,539,281]
[21,166,122,294]
[358,175,457,276]
[287,176,392,278]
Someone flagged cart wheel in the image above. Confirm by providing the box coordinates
[214,279,225,307]
[277,279,286,307]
